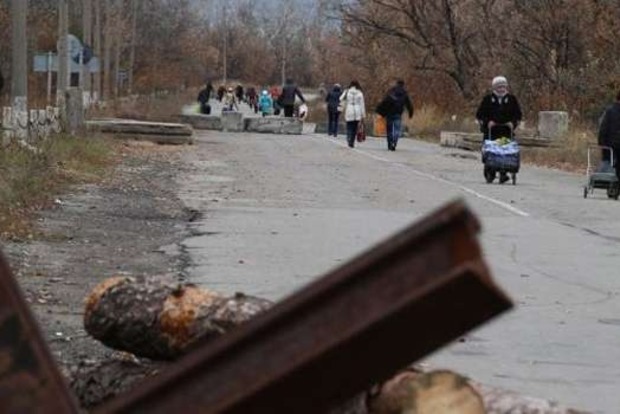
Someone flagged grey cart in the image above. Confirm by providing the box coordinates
[584,145,619,199]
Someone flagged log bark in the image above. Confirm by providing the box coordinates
[84,276,272,360]
[368,370,485,414]
[70,357,167,409]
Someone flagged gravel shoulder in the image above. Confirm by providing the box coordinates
[2,141,196,376]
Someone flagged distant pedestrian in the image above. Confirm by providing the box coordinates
[376,80,413,151]
[325,83,342,137]
[0,69,4,95]
[223,87,238,112]
[339,80,366,148]
[279,78,305,118]
[197,82,213,114]
[598,90,620,181]
[247,87,258,113]
[235,84,244,103]
[258,90,273,117]
[217,85,226,102]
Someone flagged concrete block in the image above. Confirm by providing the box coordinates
[538,111,568,140]
[179,114,222,130]
[221,111,244,132]
[244,116,303,135]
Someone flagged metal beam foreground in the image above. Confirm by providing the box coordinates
[100,200,513,414]
[0,252,78,413]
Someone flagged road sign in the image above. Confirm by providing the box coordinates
[34,54,100,73]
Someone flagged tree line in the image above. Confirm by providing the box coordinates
[1,0,618,122]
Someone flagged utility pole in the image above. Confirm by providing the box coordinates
[128,0,137,94]
[11,0,28,113]
[57,0,69,105]
[82,0,93,103]
[93,0,102,101]
[103,0,112,101]
[222,2,227,85]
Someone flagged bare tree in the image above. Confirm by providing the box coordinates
[340,0,502,100]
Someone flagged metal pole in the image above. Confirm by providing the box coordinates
[222,3,227,85]
[94,0,102,102]
[47,51,52,105]
[128,0,137,94]
[57,0,69,105]
[10,0,28,113]
[82,0,92,103]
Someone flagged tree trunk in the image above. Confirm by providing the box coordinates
[84,276,272,360]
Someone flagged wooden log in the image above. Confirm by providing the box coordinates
[84,276,273,360]
[70,358,167,409]
[367,369,583,414]
[368,370,485,414]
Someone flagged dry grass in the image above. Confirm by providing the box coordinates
[0,134,116,240]
[521,126,595,172]
[406,105,480,141]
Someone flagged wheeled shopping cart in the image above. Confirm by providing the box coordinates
[583,145,619,199]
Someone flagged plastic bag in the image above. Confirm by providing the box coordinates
[298,103,308,120]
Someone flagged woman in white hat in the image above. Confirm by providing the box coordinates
[476,76,522,140]
[476,76,523,183]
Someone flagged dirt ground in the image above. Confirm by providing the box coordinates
[2,140,197,378]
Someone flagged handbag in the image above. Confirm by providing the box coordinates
[356,122,366,142]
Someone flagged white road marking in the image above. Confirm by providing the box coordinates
[322,136,530,217]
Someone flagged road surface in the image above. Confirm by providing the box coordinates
[177,128,620,413]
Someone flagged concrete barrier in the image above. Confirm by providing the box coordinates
[221,111,244,132]
[178,114,222,130]
[538,111,568,140]
[244,116,303,135]
[86,119,194,145]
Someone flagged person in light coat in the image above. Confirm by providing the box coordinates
[339,80,366,148]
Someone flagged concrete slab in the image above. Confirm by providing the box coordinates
[178,114,222,130]
[244,116,303,134]
[221,111,244,132]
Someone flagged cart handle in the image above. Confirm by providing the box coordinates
[487,123,514,141]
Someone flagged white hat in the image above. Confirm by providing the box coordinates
[492,76,508,87]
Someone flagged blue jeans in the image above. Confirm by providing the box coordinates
[346,120,359,146]
[386,114,402,148]
[328,111,340,136]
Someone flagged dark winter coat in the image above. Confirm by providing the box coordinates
[598,102,620,147]
[197,86,212,105]
[376,85,413,118]
[279,82,305,106]
[325,87,342,113]
[475,93,522,137]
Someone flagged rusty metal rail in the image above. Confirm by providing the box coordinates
[98,200,512,413]
[0,252,78,413]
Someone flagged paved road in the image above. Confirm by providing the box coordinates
[177,130,620,413]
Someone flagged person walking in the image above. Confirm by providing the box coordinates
[222,87,238,112]
[279,78,305,118]
[598,90,620,181]
[376,80,413,151]
[325,83,342,137]
[475,76,523,183]
[258,90,273,117]
[197,82,213,114]
[339,80,366,148]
